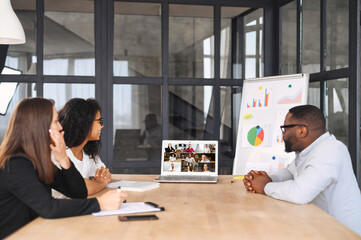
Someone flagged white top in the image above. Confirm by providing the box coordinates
[169,156,177,162]
[265,133,361,236]
[52,148,105,178]
[186,157,195,163]
[200,159,210,163]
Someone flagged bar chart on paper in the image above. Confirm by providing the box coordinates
[245,87,271,108]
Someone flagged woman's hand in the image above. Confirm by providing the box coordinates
[96,190,128,211]
[49,129,71,169]
[94,167,112,183]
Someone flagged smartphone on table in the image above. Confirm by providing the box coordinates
[118,215,159,221]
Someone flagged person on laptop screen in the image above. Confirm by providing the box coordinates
[200,155,210,163]
[169,163,175,172]
[243,105,361,236]
[169,153,177,162]
[186,153,195,163]
[203,164,210,172]
[188,163,194,172]
[165,143,175,153]
[184,144,195,153]
[204,144,211,153]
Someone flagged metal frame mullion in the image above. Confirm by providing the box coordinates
[231,14,243,79]
[43,76,96,84]
[218,0,272,8]
[214,3,221,142]
[348,0,360,181]
[113,77,163,85]
[168,79,216,85]
[296,0,302,73]
[162,2,169,139]
[278,1,282,74]
[0,76,37,82]
[319,0,326,113]
[320,0,326,72]
[309,68,349,82]
[264,2,277,76]
[96,0,113,169]
[36,0,44,97]
[106,0,114,169]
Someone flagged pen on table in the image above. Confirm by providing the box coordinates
[231,176,244,183]
[117,186,126,203]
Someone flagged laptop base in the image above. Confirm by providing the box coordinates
[155,175,217,183]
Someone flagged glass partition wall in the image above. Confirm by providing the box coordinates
[0,0,359,182]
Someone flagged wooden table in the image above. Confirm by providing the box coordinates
[7,175,360,240]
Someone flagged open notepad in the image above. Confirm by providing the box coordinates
[92,202,164,217]
[107,180,160,192]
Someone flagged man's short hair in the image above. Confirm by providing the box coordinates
[289,105,326,132]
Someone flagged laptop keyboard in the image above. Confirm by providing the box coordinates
[157,175,217,182]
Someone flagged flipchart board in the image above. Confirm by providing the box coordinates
[233,74,309,175]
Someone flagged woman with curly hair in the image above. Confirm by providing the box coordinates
[54,98,110,195]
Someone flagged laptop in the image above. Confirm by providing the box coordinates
[155,140,218,183]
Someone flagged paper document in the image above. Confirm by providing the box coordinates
[107,180,160,192]
[92,202,162,217]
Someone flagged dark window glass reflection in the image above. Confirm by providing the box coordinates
[169,5,213,78]
[325,79,348,147]
[114,2,161,77]
[113,85,162,168]
[169,86,214,140]
[44,0,95,76]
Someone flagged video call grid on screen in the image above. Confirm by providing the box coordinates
[161,140,218,175]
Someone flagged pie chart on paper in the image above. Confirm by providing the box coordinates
[247,126,264,146]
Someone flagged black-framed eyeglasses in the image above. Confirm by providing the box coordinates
[280,124,306,133]
[95,117,104,126]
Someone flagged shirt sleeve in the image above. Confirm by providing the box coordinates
[264,153,338,204]
[6,157,100,219]
[51,161,88,198]
[269,166,294,182]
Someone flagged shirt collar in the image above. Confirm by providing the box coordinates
[298,132,330,158]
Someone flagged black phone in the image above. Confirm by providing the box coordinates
[118,215,159,221]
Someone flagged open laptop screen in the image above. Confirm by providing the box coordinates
[161,140,218,176]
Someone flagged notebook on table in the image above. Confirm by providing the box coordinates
[155,140,218,183]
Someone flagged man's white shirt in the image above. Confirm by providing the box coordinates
[265,132,361,236]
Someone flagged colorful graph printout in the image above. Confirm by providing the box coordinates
[233,74,309,175]
[277,86,303,105]
[247,126,264,146]
[245,87,271,108]
[273,111,288,145]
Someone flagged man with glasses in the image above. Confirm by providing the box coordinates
[243,105,361,236]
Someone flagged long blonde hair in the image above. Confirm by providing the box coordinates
[0,98,57,184]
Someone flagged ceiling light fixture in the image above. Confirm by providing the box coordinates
[0,0,26,44]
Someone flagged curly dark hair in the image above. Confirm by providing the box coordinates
[58,98,102,161]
